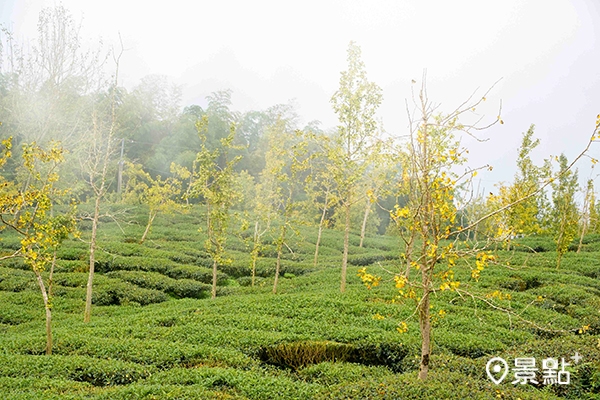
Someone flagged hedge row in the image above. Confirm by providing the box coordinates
[106,270,210,299]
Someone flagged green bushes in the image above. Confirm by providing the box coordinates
[69,362,151,386]
[513,236,555,252]
[0,354,151,386]
[92,279,167,306]
[437,331,504,359]
[1,203,600,399]
[0,267,36,292]
[145,366,320,399]
[0,293,40,324]
[347,253,395,266]
[106,271,210,299]
[298,361,392,386]
[94,254,227,284]
[165,264,227,284]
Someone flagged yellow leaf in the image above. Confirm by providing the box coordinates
[396,321,408,334]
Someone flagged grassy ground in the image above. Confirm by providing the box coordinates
[0,205,598,399]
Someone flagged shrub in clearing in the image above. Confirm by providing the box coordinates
[256,341,408,372]
[257,341,354,370]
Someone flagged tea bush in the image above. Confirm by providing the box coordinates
[0,203,599,399]
[105,270,210,299]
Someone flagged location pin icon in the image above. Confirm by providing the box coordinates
[486,357,508,385]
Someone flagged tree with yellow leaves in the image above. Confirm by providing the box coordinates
[331,41,383,293]
[259,120,309,294]
[360,75,501,380]
[0,137,77,355]
[358,86,600,380]
[551,153,579,268]
[486,126,550,245]
[123,162,186,244]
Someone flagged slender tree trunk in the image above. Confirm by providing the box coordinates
[314,188,330,267]
[140,210,157,244]
[273,245,282,294]
[211,259,218,299]
[404,238,414,278]
[577,228,586,253]
[314,224,323,268]
[84,195,101,323]
[418,277,432,380]
[34,272,52,355]
[341,202,350,293]
[44,300,52,355]
[577,214,588,253]
[251,255,257,287]
[34,253,56,356]
[273,224,287,294]
[252,221,259,286]
[314,204,328,267]
[359,200,371,248]
[556,216,565,269]
[83,51,120,322]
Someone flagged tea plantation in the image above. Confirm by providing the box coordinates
[0,206,599,399]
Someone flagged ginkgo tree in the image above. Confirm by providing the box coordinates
[303,135,338,267]
[485,126,550,247]
[259,119,309,294]
[577,177,595,252]
[0,136,77,355]
[123,161,186,244]
[586,179,600,235]
[359,80,600,381]
[360,76,502,380]
[191,115,241,299]
[358,139,396,248]
[81,46,122,323]
[331,41,383,293]
[551,153,579,268]
[236,171,273,287]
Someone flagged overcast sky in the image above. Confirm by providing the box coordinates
[2,0,600,197]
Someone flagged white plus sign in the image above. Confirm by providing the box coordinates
[571,352,582,364]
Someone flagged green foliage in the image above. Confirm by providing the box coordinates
[490,126,549,237]
[191,115,242,298]
[0,354,151,386]
[122,161,187,243]
[106,270,210,299]
[0,179,599,399]
[551,153,579,268]
[330,41,383,293]
[92,279,167,306]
